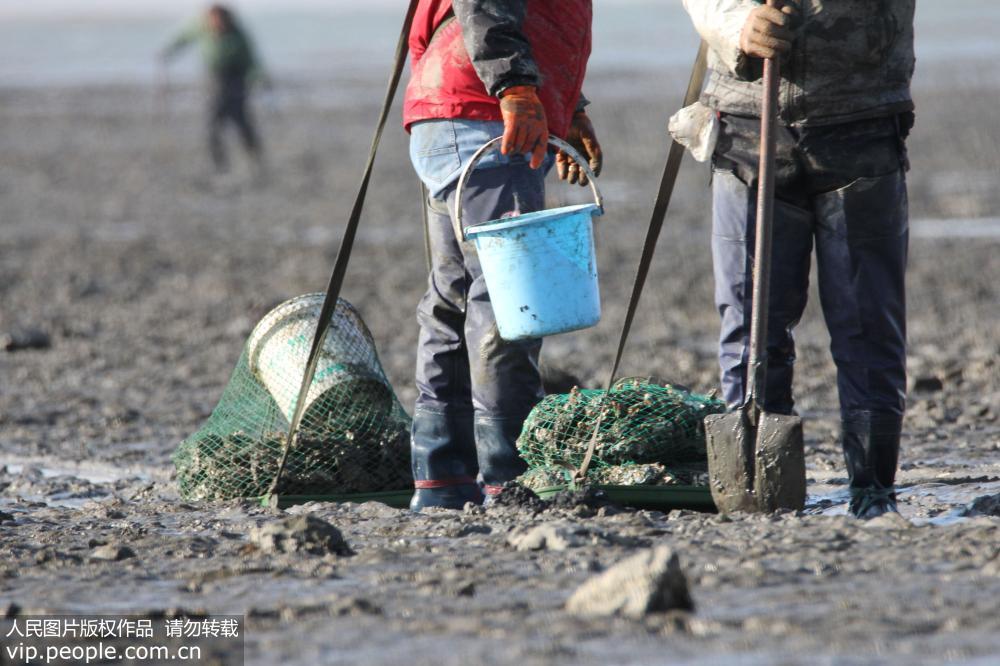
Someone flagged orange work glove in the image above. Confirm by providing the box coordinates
[556,110,603,186]
[739,0,798,60]
[499,85,549,169]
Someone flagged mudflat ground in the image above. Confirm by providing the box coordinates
[1,52,999,665]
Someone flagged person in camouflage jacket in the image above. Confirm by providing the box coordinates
[680,0,915,518]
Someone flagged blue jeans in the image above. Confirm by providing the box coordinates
[410,118,553,198]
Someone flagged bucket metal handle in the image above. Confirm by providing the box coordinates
[453,136,604,242]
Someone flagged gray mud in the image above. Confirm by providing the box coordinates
[2,52,999,665]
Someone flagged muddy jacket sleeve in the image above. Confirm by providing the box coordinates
[682,0,756,78]
[452,0,541,97]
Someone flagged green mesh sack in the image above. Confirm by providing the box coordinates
[516,378,726,490]
[173,294,413,500]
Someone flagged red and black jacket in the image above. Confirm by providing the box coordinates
[403,0,592,139]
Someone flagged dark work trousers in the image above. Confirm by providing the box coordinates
[417,161,547,419]
[208,77,260,170]
[411,159,545,490]
[711,113,910,421]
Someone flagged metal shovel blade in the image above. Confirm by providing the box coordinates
[753,412,806,512]
[705,410,757,513]
[705,408,806,513]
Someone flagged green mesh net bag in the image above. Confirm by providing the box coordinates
[516,378,727,490]
[173,294,413,501]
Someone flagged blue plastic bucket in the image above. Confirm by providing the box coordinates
[456,136,605,341]
[466,203,603,340]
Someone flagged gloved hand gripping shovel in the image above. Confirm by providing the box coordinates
[704,1,806,514]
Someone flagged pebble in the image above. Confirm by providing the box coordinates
[565,546,693,618]
[1,328,51,352]
[507,521,585,552]
[864,512,912,529]
[912,375,944,393]
[250,514,352,556]
[90,544,136,561]
[963,493,1000,517]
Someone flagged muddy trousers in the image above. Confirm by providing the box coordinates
[712,159,908,502]
[208,79,260,171]
[410,162,546,507]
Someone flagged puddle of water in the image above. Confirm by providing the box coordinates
[0,491,111,510]
[911,216,1000,239]
[2,464,113,509]
[2,455,161,509]
[6,462,118,485]
[804,487,851,516]
[900,478,1000,524]
[803,477,1000,523]
[4,456,155,486]
[922,508,969,526]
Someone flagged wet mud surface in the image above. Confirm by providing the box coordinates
[1,66,999,664]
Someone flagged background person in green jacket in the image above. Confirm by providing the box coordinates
[160,4,266,173]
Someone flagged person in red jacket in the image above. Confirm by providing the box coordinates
[404,0,601,511]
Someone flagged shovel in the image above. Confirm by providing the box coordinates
[704,5,806,514]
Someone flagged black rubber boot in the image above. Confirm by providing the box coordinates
[842,410,902,519]
[409,407,483,511]
[474,416,529,504]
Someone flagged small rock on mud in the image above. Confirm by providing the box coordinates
[565,546,693,619]
[508,521,587,552]
[489,482,546,512]
[90,544,136,562]
[912,375,944,393]
[250,514,352,556]
[1,328,51,352]
[863,512,913,529]
[545,486,617,513]
[962,493,1000,517]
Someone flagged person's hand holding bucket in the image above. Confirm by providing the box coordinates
[557,110,603,186]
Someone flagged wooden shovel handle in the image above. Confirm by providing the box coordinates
[745,0,782,414]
